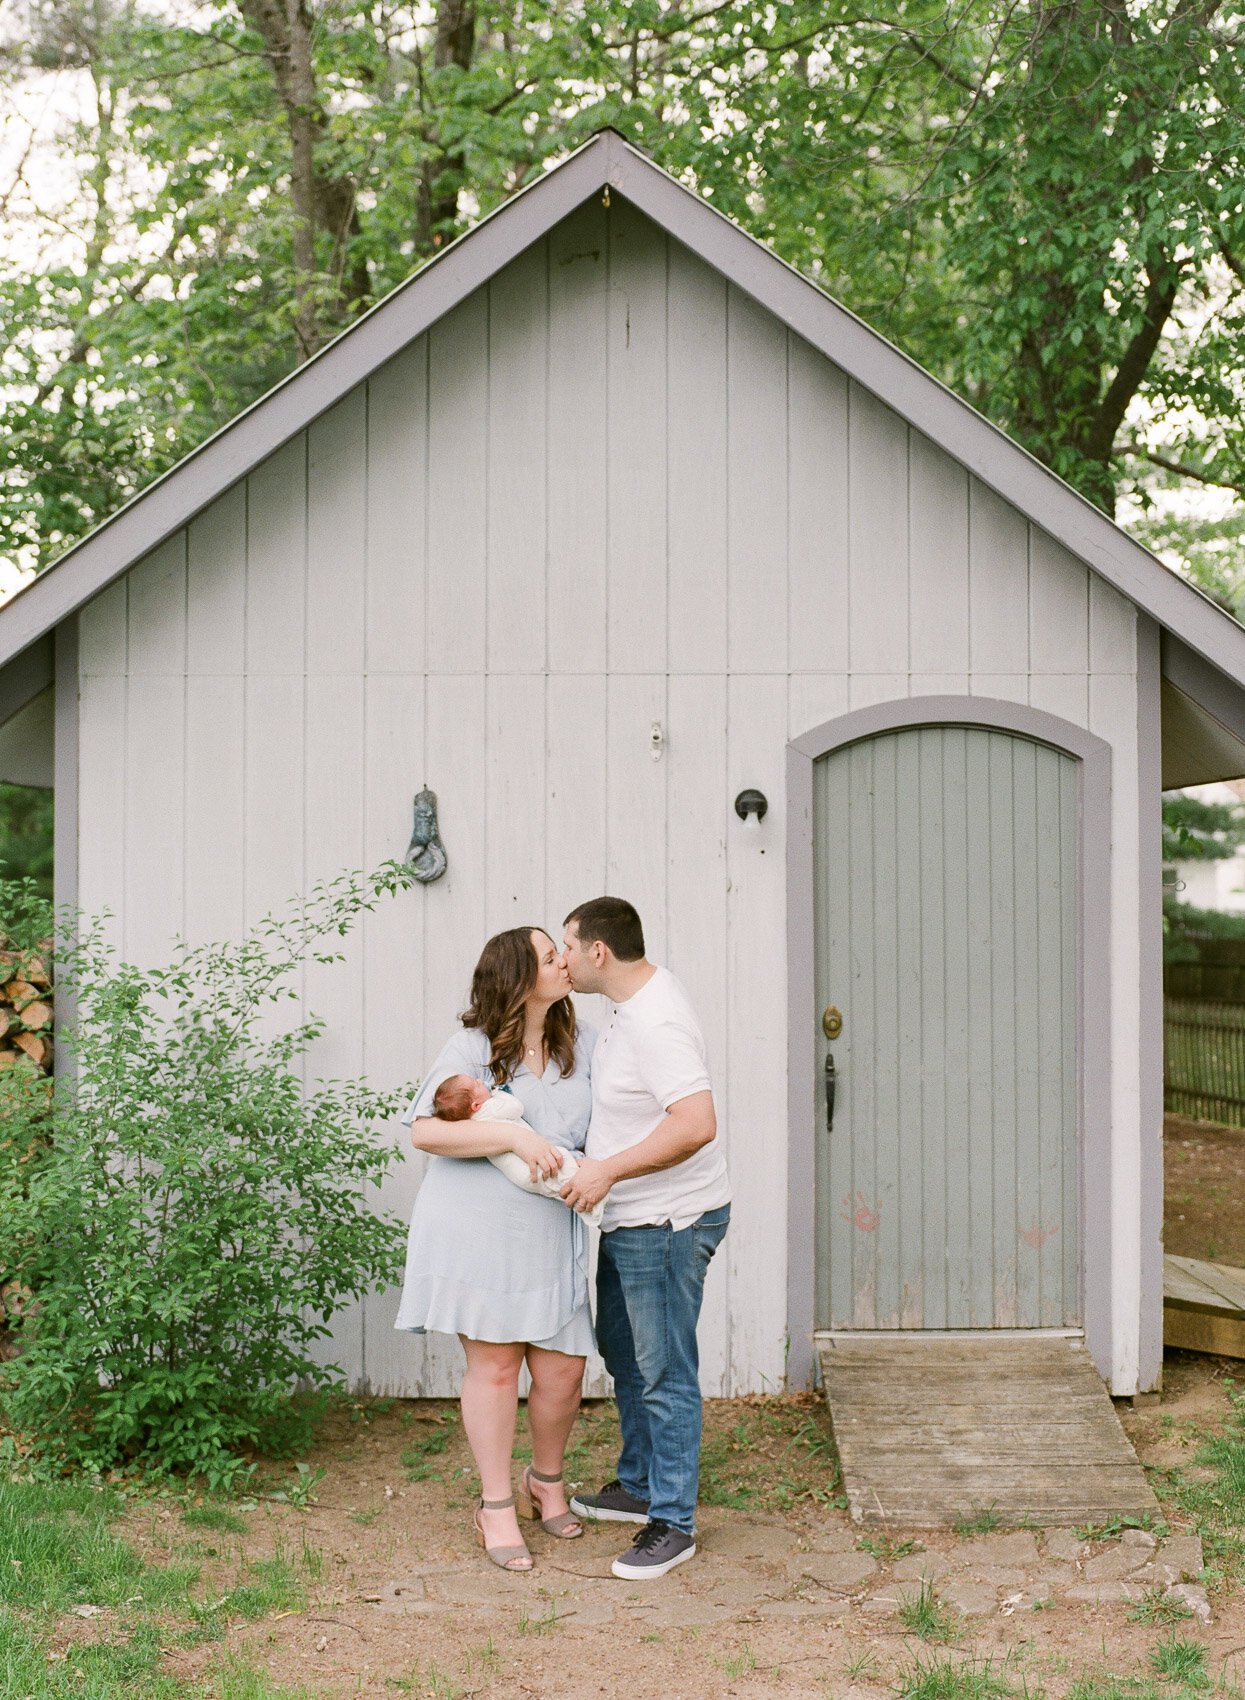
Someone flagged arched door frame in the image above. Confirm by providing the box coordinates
[786,696,1114,1390]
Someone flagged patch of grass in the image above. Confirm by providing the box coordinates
[716,1641,758,1680]
[1150,1635,1209,1690]
[183,1501,247,1535]
[1074,1513,1165,1543]
[463,1637,500,1675]
[517,1602,559,1634]
[847,1648,880,1682]
[401,1411,459,1483]
[348,1506,381,1527]
[1128,1589,1194,1626]
[298,1532,324,1581]
[1153,1387,1245,1581]
[1066,1676,1163,1700]
[893,1653,1013,1700]
[952,1506,1002,1536]
[228,1546,307,1619]
[698,1394,841,1512]
[0,1480,144,1610]
[860,1533,923,1561]
[387,1666,462,1699]
[897,1583,961,1645]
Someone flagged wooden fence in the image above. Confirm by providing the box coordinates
[1165,997,1245,1127]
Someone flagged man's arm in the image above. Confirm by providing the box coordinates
[559,1091,716,1212]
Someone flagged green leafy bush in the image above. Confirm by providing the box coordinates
[0,864,415,1487]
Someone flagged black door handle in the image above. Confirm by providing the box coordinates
[824,1052,836,1132]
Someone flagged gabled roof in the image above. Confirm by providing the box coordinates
[2,128,1244,701]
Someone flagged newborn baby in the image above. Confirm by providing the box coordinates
[431,1074,604,1227]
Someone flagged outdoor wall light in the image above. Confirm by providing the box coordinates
[734,789,768,830]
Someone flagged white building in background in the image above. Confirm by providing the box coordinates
[1169,780,1245,914]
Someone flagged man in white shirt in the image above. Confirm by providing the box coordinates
[559,897,730,1579]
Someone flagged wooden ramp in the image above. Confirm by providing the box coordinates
[1164,1254,1245,1359]
[817,1335,1158,1527]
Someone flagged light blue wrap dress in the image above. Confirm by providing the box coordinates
[394,1024,596,1356]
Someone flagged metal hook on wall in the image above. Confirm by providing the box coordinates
[406,787,448,883]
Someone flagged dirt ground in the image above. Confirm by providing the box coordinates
[92,1353,1242,1700]
[53,1120,1245,1697]
[1165,1113,1245,1266]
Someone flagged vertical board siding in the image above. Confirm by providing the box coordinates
[788,338,848,675]
[814,728,1081,1332]
[848,385,908,675]
[608,201,667,674]
[668,246,728,674]
[487,248,547,673]
[72,199,1146,1396]
[727,288,788,674]
[547,204,608,672]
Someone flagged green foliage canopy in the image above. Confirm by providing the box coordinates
[1,0,1242,596]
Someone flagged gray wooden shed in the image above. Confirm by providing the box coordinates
[3,130,1245,1401]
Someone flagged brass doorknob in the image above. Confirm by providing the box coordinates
[822,1005,842,1040]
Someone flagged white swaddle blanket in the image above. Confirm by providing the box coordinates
[475,1091,604,1228]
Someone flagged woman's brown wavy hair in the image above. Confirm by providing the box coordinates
[461,927,577,1087]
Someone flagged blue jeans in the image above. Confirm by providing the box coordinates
[595,1204,730,1534]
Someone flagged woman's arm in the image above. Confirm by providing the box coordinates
[409,1115,565,1181]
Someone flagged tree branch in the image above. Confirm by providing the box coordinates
[1123,444,1245,499]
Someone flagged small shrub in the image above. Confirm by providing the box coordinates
[0,865,415,1486]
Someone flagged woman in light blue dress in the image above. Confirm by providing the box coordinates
[396,926,595,1572]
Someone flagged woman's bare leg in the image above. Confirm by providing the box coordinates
[524,1346,586,1519]
[460,1336,527,1548]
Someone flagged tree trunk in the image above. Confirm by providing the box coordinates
[416,0,478,252]
[240,0,371,360]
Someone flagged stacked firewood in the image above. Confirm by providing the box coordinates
[0,946,53,1073]
[0,938,52,1361]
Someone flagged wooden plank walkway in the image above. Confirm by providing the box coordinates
[817,1335,1158,1527]
[1164,1253,1245,1359]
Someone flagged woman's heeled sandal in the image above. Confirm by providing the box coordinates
[517,1467,584,1539]
[474,1497,533,1570]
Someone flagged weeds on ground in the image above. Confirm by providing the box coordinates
[1074,1513,1165,1543]
[263,1463,326,1509]
[183,1502,248,1536]
[893,1652,1012,1700]
[386,1666,462,1699]
[1153,1382,1245,1580]
[898,1582,961,1644]
[860,1532,923,1561]
[716,1641,758,1680]
[952,1506,1002,1535]
[698,1394,841,1511]
[1128,1589,1194,1625]
[516,1603,558,1634]
[1150,1635,1210,1690]
[401,1411,459,1482]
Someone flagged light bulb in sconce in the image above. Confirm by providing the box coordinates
[734,789,768,830]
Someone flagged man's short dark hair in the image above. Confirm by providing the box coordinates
[565,896,645,962]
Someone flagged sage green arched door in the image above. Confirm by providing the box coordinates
[814,725,1081,1331]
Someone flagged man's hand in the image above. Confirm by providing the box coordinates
[561,1156,614,1214]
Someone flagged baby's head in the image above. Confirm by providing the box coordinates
[432,1074,490,1121]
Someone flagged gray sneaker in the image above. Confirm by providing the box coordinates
[611,1519,696,1579]
[569,1478,650,1524]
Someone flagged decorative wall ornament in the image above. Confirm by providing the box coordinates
[405,787,448,883]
